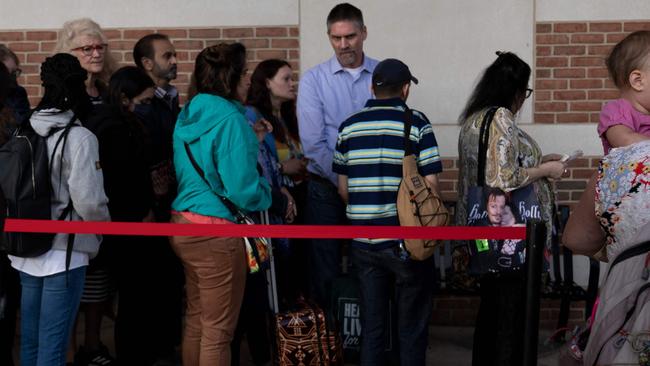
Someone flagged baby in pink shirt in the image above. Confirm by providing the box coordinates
[598,31,650,153]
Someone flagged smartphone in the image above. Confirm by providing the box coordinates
[560,150,583,163]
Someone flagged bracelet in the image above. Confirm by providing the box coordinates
[276,161,284,174]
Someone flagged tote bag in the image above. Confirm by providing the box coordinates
[465,107,539,275]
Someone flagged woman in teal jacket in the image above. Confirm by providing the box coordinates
[169,43,271,366]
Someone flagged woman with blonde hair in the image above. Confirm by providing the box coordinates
[55,18,118,366]
[54,18,117,105]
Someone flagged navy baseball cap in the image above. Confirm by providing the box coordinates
[372,58,419,87]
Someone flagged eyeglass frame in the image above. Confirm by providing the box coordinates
[10,68,22,78]
[525,88,534,99]
[70,43,108,57]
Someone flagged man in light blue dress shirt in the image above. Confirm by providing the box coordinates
[297,3,378,310]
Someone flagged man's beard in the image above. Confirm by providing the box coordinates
[156,65,177,81]
[337,51,357,67]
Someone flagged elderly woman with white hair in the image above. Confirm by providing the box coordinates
[54,18,117,105]
[54,18,118,366]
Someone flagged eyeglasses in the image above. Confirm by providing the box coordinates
[525,88,534,99]
[70,43,108,56]
[10,68,21,78]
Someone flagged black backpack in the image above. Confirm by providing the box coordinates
[0,114,75,257]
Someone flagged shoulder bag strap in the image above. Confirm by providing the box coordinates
[48,113,77,178]
[403,108,415,157]
[46,113,77,280]
[477,107,498,187]
[606,240,650,277]
[183,142,243,221]
[59,199,75,281]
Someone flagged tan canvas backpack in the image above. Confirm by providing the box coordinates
[396,109,449,260]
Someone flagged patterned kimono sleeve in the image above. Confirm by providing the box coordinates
[484,108,530,191]
[332,125,349,175]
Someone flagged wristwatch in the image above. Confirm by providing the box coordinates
[276,162,284,174]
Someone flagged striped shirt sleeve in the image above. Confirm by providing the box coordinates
[415,116,443,176]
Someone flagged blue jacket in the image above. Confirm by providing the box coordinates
[172,94,271,220]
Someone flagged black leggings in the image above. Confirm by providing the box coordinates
[472,275,526,366]
[230,272,271,366]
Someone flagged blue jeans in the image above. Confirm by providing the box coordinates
[20,266,86,366]
[304,177,346,310]
[351,246,434,366]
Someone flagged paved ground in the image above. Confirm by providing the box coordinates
[14,316,564,365]
[425,326,562,366]
[237,325,563,365]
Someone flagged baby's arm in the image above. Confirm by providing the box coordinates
[605,125,650,148]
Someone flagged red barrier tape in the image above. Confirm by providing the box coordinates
[4,219,527,240]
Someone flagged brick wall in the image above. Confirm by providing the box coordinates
[534,21,650,124]
[3,21,648,207]
[438,157,599,208]
[432,295,587,329]
[2,20,629,332]
[0,26,299,106]
[4,21,634,207]
[437,21,650,207]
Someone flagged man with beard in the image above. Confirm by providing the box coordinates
[129,34,183,365]
[134,34,179,113]
[133,33,179,220]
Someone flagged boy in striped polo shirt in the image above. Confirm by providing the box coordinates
[333,58,443,366]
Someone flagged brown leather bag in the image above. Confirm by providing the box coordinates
[396,109,449,261]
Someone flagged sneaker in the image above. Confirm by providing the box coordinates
[75,344,116,366]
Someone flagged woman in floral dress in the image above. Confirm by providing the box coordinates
[565,141,650,365]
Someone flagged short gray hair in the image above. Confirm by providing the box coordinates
[326,3,364,33]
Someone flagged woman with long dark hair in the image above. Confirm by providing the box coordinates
[246,59,306,183]
[228,59,303,366]
[246,58,308,290]
[245,59,299,224]
[170,43,271,366]
[455,52,565,365]
[7,53,110,366]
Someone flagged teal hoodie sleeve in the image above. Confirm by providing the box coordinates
[215,111,271,213]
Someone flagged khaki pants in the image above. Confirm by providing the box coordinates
[169,214,247,366]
